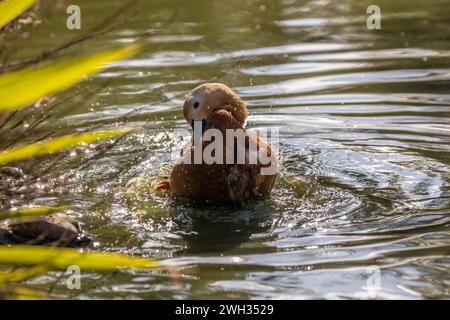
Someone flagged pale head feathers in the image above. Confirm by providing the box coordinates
[183,83,248,127]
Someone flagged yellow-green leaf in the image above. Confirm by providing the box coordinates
[0,0,37,28]
[1,287,51,300]
[0,206,63,220]
[0,246,160,271]
[0,265,48,285]
[0,44,140,111]
[0,128,134,165]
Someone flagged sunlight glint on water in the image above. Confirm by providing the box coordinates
[28,0,450,299]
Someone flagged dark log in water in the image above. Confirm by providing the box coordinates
[0,214,91,247]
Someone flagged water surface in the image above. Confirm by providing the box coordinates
[20,0,450,299]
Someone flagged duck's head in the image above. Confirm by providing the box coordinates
[183,83,248,129]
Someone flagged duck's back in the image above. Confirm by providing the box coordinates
[170,109,277,205]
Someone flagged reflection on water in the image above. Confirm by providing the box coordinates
[22,0,450,298]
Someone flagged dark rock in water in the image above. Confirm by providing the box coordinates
[9,214,78,244]
[2,214,92,247]
[0,222,12,244]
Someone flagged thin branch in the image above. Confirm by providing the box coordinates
[0,0,141,72]
[0,110,18,131]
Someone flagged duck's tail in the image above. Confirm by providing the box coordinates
[155,179,171,193]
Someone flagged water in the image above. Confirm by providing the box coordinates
[19,0,450,299]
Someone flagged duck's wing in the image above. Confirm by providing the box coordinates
[245,131,278,195]
[225,163,251,205]
[204,109,253,205]
[205,109,277,201]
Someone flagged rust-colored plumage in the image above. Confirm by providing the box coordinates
[157,83,277,205]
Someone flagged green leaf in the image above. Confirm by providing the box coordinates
[0,246,160,271]
[0,0,38,28]
[1,286,51,300]
[0,206,63,220]
[0,265,48,285]
[0,128,134,165]
[0,44,140,111]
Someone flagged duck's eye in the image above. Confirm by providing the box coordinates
[193,102,200,109]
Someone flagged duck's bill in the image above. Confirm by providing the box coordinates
[191,119,207,145]
[191,119,207,131]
